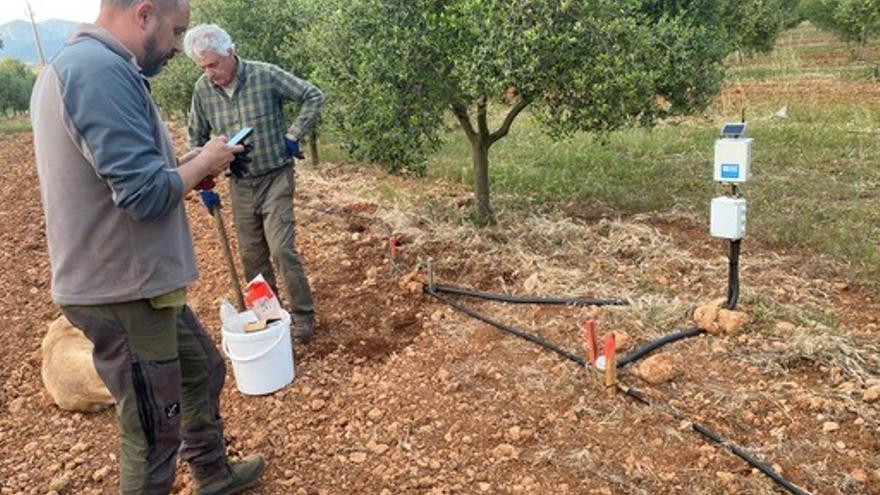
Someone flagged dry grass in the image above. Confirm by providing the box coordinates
[761,329,880,385]
[290,161,878,494]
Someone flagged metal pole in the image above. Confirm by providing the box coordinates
[25,1,46,67]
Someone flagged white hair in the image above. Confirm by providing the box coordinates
[184,24,236,60]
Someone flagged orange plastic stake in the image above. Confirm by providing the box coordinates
[604,333,617,398]
[582,320,599,368]
[388,237,399,261]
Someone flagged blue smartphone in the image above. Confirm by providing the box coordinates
[228,126,254,146]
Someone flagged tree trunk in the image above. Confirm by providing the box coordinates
[309,128,320,167]
[452,98,529,226]
[471,139,493,225]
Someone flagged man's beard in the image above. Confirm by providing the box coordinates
[142,31,174,77]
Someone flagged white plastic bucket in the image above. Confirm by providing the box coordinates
[221,311,294,395]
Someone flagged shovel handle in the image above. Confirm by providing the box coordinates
[212,208,245,311]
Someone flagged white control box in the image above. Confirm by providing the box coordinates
[714,138,752,183]
[710,196,747,240]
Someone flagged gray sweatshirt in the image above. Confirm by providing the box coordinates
[31,25,198,305]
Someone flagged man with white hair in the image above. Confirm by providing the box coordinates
[30,1,266,493]
[184,24,325,342]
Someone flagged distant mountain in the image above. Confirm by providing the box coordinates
[0,19,81,64]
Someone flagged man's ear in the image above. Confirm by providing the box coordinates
[133,0,158,30]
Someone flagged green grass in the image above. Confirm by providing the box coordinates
[427,23,880,286]
[0,116,31,134]
[318,22,880,287]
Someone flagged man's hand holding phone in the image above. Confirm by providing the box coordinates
[178,134,245,194]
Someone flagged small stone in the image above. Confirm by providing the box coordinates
[8,398,25,415]
[637,353,677,385]
[694,301,722,334]
[863,385,880,403]
[48,475,70,492]
[717,309,750,334]
[367,441,389,455]
[851,468,868,483]
[774,321,796,332]
[833,282,849,292]
[491,443,519,460]
[508,426,522,442]
[70,442,89,455]
[310,399,326,411]
[822,421,840,433]
[478,482,491,492]
[716,471,735,485]
[92,466,111,482]
[437,368,450,381]
[349,452,367,464]
[367,408,384,421]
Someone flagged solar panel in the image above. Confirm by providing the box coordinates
[721,122,746,138]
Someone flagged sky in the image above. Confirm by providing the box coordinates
[0,0,99,24]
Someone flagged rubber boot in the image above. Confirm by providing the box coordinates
[194,455,266,495]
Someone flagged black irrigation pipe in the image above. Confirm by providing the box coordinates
[426,287,587,366]
[725,239,741,310]
[433,284,700,368]
[617,327,706,367]
[425,286,812,495]
[432,284,630,307]
[619,387,810,495]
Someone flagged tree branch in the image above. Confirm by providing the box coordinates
[477,99,490,141]
[451,104,477,143]
[489,99,530,145]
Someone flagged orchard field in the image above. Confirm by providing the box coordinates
[1,21,879,495]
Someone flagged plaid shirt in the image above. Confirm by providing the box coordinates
[188,58,325,177]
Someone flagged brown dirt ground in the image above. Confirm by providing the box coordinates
[1,132,878,495]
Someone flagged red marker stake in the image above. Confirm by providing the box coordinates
[582,320,599,368]
[604,333,617,398]
[388,237,399,261]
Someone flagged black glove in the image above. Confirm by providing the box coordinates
[228,143,253,178]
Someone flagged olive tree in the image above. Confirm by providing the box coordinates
[308,0,728,224]
[0,59,36,116]
[802,0,880,49]
[723,0,794,56]
[830,0,880,47]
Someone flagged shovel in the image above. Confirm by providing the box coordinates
[199,188,245,311]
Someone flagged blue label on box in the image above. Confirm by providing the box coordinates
[721,163,740,179]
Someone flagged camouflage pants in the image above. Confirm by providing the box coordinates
[61,301,227,494]
[230,166,314,319]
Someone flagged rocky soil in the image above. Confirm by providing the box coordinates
[1,132,878,494]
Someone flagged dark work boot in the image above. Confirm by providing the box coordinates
[194,455,267,495]
[292,314,314,343]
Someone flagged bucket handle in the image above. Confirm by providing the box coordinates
[222,329,287,363]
